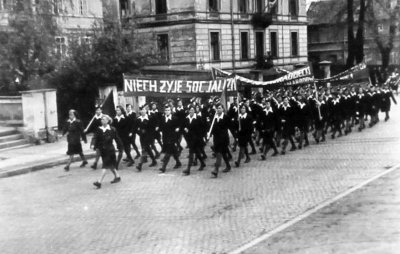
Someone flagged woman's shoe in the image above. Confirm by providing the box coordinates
[93,181,101,189]
[80,161,88,168]
[110,177,121,184]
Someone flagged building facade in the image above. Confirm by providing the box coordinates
[119,0,308,73]
[0,0,103,55]
[308,0,400,67]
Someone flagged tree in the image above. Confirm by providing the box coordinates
[366,0,400,70]
[346,0,367,67]
[0,0,59,94]
[50,20,157,123]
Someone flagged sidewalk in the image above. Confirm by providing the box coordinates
[0,136,96,178]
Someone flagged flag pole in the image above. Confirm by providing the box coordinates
[206,113,217,140]
[314,81,322,120]
[84,91,112,133]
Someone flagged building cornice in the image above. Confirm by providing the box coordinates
[134,18,307,29]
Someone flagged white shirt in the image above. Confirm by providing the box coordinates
[115,115,125,122]
[99,125,111,132]
[68,118,76,123]
[139,115,149,122]
[188,114,197,123]
[264,108,273,115]
[215,113,224,122]
[94,114,103,120]
[281,104,291,111]
[239,113,247,119]
[165,115,172,122]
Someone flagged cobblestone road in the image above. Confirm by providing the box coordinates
[1,104,400,254]
[243,162,400,254]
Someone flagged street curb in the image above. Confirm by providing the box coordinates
[0,152,96,179]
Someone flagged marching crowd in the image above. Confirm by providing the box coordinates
[62,80,398,189]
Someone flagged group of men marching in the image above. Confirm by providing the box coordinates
[85,82,397,182]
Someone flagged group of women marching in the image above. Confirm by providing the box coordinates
[62,82,397,188]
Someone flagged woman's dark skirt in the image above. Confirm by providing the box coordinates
[67,143,83,155]
[100,149,117,169]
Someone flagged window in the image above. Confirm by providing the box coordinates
[270,31,278,58]
[254,0,263,13]
[55,36,67,56]
[53,0,63,14]
[209,0,219,12]
[210,31,220,61]
[80,36,91,45]
[155,0,167,14]
[289,0,298,17]
[240,31,249,60]
[255,31,264,59]
[157,34,169,63]
[239,0,247,13]
[79,0,87,15]
[291,32,298,56]
[120,0,131,17]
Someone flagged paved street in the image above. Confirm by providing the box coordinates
[242,166,400,254]
[1,104,400,254]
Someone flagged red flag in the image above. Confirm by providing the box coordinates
[101,90,116,117]
[84,91,115,132]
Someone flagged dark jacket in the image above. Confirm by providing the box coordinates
[137,115,152,144]
[126,111,138,135]
[158,115,180,145]
[92,126,123,153]
[63,119,87,145]
[237,113,253,147]
[113,115,130,142]
[211,113,230,152]
[183,115,204,149]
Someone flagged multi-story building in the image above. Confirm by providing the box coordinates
[0,0,103,55]
[117,0,308,75]
[308,0,400,67]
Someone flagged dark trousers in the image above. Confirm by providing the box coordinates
[262,131,278,156]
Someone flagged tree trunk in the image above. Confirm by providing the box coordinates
[381,49,390,70]
[346,0,355,68]
[355,0,366,63]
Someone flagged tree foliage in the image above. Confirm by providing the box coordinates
[366,0,400,69]
[50,20,157,123]
[0,0,59,94]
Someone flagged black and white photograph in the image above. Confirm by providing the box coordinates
[1,0,400,253]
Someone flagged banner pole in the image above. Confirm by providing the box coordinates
[207,113,217,140]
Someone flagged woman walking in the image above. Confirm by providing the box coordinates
[235,104,253,167]
[182,106,206,175]
[62,109,88,171]
[92,115,123,189]
[208,103,231,178]
[113,106,134,168]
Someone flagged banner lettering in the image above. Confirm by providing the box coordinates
[123,76,237,96]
